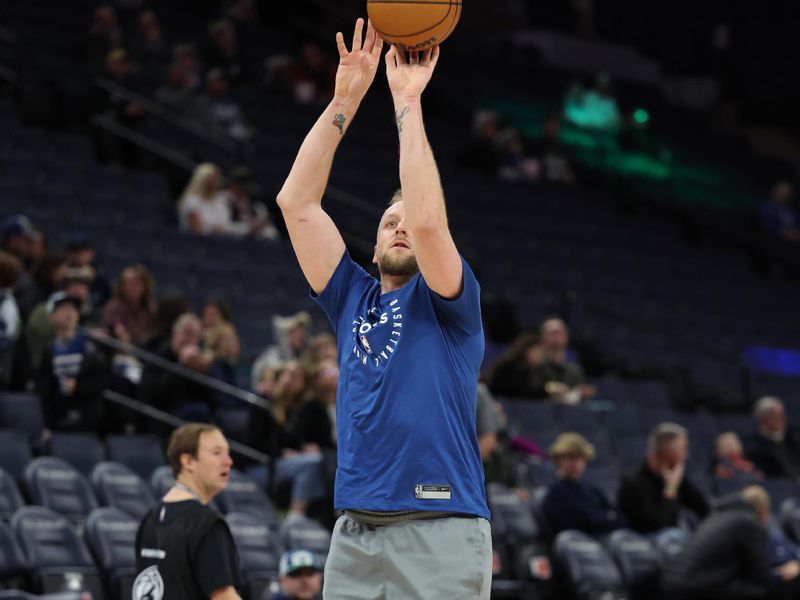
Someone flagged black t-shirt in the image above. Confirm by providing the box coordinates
[134,500,241,600]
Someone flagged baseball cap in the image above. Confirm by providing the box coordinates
[45,291,82,315]
[1,215,37,240]
[279,549,321,577]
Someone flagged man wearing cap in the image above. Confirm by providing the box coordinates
[271,549,323,600]
[2,215,39,318]
[541,432,627,537]
[36,291,110,432]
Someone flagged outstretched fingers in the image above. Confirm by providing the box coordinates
[351,18,365,52]
[335,31,348,58]
[427,45,441,68]
[385,45,397,71]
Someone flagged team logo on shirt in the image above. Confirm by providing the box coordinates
[132,565,164,600]
[351,298,404,368]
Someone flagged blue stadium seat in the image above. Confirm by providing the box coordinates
[0,469,25,521]
[215,469,278,525]
[84,507,138,600]
[0,520,27,582]
[554,530,627,600]
[651,528,688,564]
[23,457,98,525]
[12,506,104,599]
[91,462,155,521]
[48,433,105,477]
[780,497,800,543]
[762,478,799,508]
[0,430,33,483]
[149,466,174,499]
[487,483,539,542]
[278,516,331,564]
[105,435,165,481]
[226,511,283,600]
[606,529,661,596]
[0,393,45,446]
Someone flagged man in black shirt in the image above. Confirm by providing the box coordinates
[745,396,800,479]
[134,423,242,600]
[618,422,709,533]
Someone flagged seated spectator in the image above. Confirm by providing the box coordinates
[745,396,800,479]
[496,128,539,182]
[0,252,22,388]
[130,9,168,75]
[37,292,110,432]
[460,110,502,175]
[189,69,254,142]
[205,19,248,84]
[207,323,246,406]
[760,180,800,242]
[26,271,100,373]
[156,62,198,114]
[487,331,546,399]
[714,431,762,481]
[178,163,236,236]
[662,486,799,599]
[251,311,312,391]
[2,215,38,324]
[201,298,236,358]
[172,43,203,91]
[300,332,337,371]
[20,251,67,320]
[98,49,146,123]
[224,166,280,239]
[86,4,124,67]
[290,358,338,451]
[533,318,596,403]
[533,116,575,184]
[287,43,335,105]
[272,549,323,600]
[142,293,192,352]
[65,232,112,309]
[139,313,215,422]
[103,264,157,346]
[542,432,627,537]
[618,423,709,534]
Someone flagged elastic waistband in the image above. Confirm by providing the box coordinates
[344,509,475,527]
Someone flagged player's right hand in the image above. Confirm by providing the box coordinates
[334,18,384,104]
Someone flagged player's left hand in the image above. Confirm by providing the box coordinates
[385,45,440,100]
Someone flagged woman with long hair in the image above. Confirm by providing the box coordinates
[102,264,156,345]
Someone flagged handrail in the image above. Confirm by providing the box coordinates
[91,113,198,172]
[103,389,270,464]
[94,77,239,154]
[82,327,270,411]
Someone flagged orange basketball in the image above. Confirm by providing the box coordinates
[367,0,462,51]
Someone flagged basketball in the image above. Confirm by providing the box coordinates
[367,0,462,51]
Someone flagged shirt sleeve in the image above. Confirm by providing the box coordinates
[313,251,373,333]
[194,521,242,596]
[423,256,482,337]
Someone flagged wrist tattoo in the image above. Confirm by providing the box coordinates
[333,113,346,135]
[395,106,410,133]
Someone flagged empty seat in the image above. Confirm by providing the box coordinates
[48,433,105,477]
[226,511,283,600]
[0,431,32,483]
[278,516,331,564]
[91,462,155,521]
[0,520,27,582]
[105,435,165,481]
[0,393,44,445]
[606,529,661,596]
[0,469,24,521]
[23,457,98,525]
[12,506,104,599]
[780,497,800,543]
[84,507,138,600]
[149,466,174,499]
[487,483,539,542]
[554,530,626,600]
[215,469,278,524]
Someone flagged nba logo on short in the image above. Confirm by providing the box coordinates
[360,335,373,354]
[529,556,552,579]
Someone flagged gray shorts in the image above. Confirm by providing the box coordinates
[323,514,492,600]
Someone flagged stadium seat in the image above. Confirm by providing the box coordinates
[215,469,278,525]
[91,462,155,521]
[0,393,45,446]
[606,529,661,598]
[84,507,138,600]
[48,432,105,477]
[0,520,28,584]
[651,528,688,564]
[0,430,32,483]
[105,435,165,481]
[0,469,25,521]
[23,457,98,526]
[780,498,800,543]
[12,506,104,599]
[226,511,283,600]
[762,478,799,508]
[149,466,174,499]
[278,516,331,564]
[553,530,628,600]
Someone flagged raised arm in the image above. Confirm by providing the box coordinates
[277,19,383,293]
[385,45,462,299]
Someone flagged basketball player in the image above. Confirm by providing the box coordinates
[134,424,242,600]
[277,18,492,599]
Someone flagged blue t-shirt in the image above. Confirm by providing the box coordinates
[314,251,489,519]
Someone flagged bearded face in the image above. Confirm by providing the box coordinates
[373,200,419,279]
[377,247,418,277]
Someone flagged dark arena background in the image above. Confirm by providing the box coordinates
[1,0,800,598]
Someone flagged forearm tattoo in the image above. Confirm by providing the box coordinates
[333,113,346,135]
[395,106,410,133]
